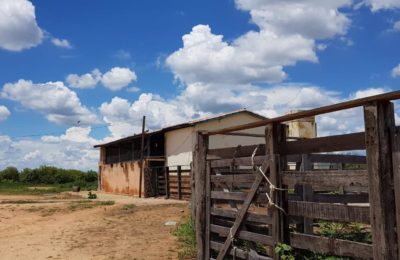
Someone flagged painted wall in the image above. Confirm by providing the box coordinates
[99,160,145,196]
[165,113,265,167]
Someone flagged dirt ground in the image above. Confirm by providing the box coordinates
[0,191,189,260]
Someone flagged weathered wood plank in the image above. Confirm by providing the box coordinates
[364,101,398,259]
[288,201,370,224]
[165,167,170,199]
[290,233,372,259]
[205,162,211,260]
[211,224,274,246]
[301,193,369,204]
[207,91,400,136]
[207,144,265,160]
[211,207,272,224]
[281,132,365,155]
[391,122,400,258]
[210,241,273,260]
[215,163,268,260]
[282,170,368,187]
[211,174,256,183]
[309,154,366,164]
[194,132,208,260]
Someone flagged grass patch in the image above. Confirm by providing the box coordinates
[0,182,68,195]
[0,200,45,204]
[67,200,115,211]
[0,182,97,195]
[96,200,115,206]
[173,216,196,260]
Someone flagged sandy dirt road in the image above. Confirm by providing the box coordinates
[0,192,188,260]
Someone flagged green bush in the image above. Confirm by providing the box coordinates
[0,166,19,182]
[1,165,98,190]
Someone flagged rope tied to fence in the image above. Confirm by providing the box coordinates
[251,145,287,215]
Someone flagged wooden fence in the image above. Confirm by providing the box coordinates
[192,91,400,259]
[163,166,192,200]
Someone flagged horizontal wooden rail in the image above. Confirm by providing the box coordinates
[210,241,272,260]
[309,154,366,164]
[290,233,372,259]
[206,90,400,135]
[211,207,272,224]
[282,170,368,187]
[288,201,370,224]
[211,174,256,183]
[281,132,365,154]
[210,224,274,245]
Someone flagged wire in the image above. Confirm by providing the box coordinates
[5,118,143,140]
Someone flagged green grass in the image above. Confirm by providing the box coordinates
[68,200,115,211]
[0,182,97,195]
[0,182,68,195]
[173,216,196,260]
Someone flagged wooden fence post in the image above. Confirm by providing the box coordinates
[205,161,211,260]
[265,123,289,256]
[364,101,398,259]
[301,154,314,234]
[194,132,208,260]
[165,166,170,199]
[391,122,400,256]
[177,166,182,200]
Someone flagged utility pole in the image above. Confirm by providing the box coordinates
[139,116,146,198]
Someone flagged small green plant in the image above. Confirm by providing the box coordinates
[173,216,196,260]
[275,243,295,260]
[96,200,114,206]
[318,221,371,244]
[87,191,97,199]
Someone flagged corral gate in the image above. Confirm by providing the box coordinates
[193,92,400,259]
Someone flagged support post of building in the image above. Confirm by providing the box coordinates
[194,132,208,260]
[165,166,170,199]
[139,115,146,198]
[177,165,182,200]
[364,101,398,259]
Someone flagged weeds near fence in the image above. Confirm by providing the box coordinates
[173,216,196,260]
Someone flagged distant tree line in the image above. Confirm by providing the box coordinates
[0,166,97,186]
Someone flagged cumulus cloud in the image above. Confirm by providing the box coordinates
[66,67,137,91]
[51,38,72,49]
[99,94,193,138]
[0,127,99,170]
[392,64,400,78]
[101,67,137,91]
[362,0,400,11]
[0,105,10,121]
[167,1,353,87]
[66,69,102,89]
[0,0,44,51]
[393,21,400,31]
[1,79,98,125]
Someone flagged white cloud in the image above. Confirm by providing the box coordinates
[0,0,44,51]
[1,79,98,125]
[66,69,102,89]
[235,0,351,39]
[66,67,137,91]
[51,38,72,49]
[0,105,10,121]
[113,49,131,60]
[392,64,400,78]
[393,21,400,31]
[0,127,99,171]
[363,0,400,11]
[101,67,137,91]
[126,86,140,93]
[99,94,194,138]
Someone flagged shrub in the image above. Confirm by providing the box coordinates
[0,166,19,182]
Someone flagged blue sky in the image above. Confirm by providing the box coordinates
[0,0,399,170]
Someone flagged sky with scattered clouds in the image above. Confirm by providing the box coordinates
[0,0,399,171]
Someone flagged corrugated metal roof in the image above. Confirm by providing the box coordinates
[93,109,266,148]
